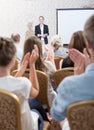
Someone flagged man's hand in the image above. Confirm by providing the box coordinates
[69,49,85,75]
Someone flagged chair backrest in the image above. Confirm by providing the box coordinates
[52,67,74,87]
[10,59,18,74]
[54,56,64,69]
[11,68,29,77]
[36,70,50,110]
[0,88,21,130]
[67,100,94,130]
[11,69,50,110]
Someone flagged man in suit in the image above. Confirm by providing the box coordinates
[35,16,49,44]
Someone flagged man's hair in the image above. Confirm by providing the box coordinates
[84,14,94,49]
[11,33,20,42]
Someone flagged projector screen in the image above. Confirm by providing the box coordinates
[56,8,94,44]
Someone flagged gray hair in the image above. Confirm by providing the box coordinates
[84,14,94,49]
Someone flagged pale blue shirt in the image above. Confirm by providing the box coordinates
[50,63,94,121]
[54,47,68,57]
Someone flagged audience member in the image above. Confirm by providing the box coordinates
[50,35,68,57]
[60,30,86,68]
[11,33,23,69]
[0,37,40,130]
[50,14,94,130]
[11,33,23,61]
[25,22,35,40]
[22,36,57,107]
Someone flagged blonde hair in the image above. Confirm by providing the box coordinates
[50,35,63,51]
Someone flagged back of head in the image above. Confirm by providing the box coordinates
[84,14,94,49]
[11,33,20,43]
[69,30,86,53]
[0,37,16,66]
[23,36,47,71]
[23,35,43,57]
[50,35,62,51]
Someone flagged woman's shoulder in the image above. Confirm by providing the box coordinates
[9,75,31,85]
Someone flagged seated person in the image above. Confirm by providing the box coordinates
[60,31,86,68]
[11,33,23,69]
[0,36,41,130]
[50,15,94,130]
[25,22,35,40]
[50,35,68,57]
[22,36,57,108]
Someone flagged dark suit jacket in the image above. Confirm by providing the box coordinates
[35,24,49,44]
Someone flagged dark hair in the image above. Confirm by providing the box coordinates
[69,30,86,53]
[23,36,47,71]
[11,33,20,42]
[0,37,16,66]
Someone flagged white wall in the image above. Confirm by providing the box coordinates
[57,9,94,44]
[0,0,94,47]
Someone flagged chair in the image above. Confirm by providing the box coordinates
[52,67,74,87]
[11,69,50,129]
[36,70,50,111]
[21,69,50,110]
[32,69,51,129]
[67,100,94,130]
[0,88,21,130]
[10,59,18,75]
[54,56,64,69]
[12,69,50,129]
[11,69,50,110]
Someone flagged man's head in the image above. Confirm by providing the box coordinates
[84,15,94,49]
[11,33,20,43]
[39,16,44,25]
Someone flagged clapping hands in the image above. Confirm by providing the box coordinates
[69,48,90,75]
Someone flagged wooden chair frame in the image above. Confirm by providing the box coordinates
[52,67,74,87]
[0,88,21,130]
[67,100,94,130]
[54,56,64,69]
[11,69,50,110]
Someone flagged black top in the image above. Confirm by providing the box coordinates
[61,56,74,68]
[35,24,49,44]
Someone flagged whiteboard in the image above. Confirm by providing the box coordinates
[56,8,94,44]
